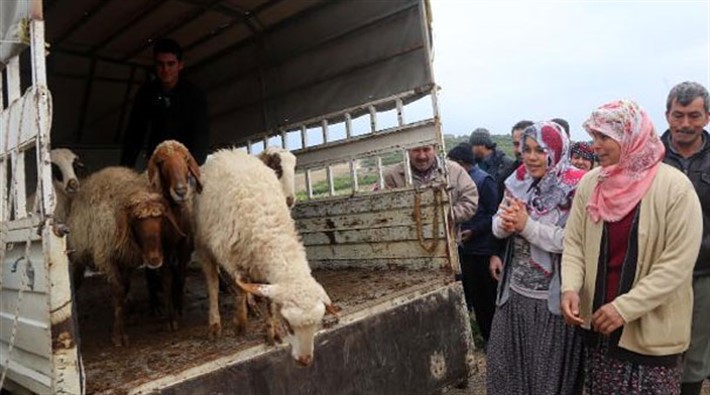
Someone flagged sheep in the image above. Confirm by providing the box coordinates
[29,148,84,222]
[193,148,336,366]
[143,140,202,328]
[257,147,297,208]
[67,166,185,346]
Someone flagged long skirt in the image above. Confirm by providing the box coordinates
[585,339,682,395]
[486,290,584,395]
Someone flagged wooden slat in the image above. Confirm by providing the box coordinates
[306,240,448,261]
[296,206,438,233]
[0,289,50,324]
[0,313,51,357]
[308,257,449,270]
[301,224,444,245]
[293,119,437,170]
[0,343,51,378]
[2,358,51,395]
[292,188,446,219]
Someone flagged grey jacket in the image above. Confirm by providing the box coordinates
[661,130,710,276]
[384,159,479,224]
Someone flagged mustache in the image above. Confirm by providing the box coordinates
[677,128,695,134]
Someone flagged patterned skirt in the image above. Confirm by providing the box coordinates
[585,339,682,395]
[486,290,584,395]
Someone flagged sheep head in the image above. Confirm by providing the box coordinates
[258,147,297,208]
[117,191,186,269]
[50,148,84,195]
[236,276,337,366]
[147,140,203,204]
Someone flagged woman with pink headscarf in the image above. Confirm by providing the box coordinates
[487,121,586,395]
[561,100,703,394]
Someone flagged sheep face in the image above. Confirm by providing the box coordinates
[258,148,297,208]
[118,192,186,269]
[50,148,84,194]
[147,140,202,203]
[237,279,335,366]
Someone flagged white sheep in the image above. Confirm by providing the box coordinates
[257,147,297,208]
[193,148,335,366]
[29,148,83,222]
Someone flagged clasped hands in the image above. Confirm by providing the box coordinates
[498,198,528,233]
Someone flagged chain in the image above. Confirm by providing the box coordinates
[414,187,441,253]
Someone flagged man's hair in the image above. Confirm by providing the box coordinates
[153,38,183,61]
[550,118,570,136]
[511,120,533,134]
[666,81,709,113]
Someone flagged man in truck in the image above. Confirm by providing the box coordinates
[120,38,211,168]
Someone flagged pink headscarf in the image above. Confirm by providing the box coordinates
[582,100,665,223]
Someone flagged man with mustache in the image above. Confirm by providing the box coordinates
[662,81,710,395]
[384,144,478,225]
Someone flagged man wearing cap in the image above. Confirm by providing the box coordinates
[447,143,498,343]
[383,145,478,225]
[469,127,515,188]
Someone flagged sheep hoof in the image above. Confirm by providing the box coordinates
[208,323,222,341]
[112,333,129,347]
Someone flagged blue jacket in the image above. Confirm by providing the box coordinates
[460,165,499,255]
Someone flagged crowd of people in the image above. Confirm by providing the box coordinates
[384,81,709,395]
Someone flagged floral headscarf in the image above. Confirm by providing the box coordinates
[582,100,665,223]
[570,141,595,163]
[504,121,586,227]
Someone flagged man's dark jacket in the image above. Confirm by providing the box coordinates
[121,78,210,167]
[661,129,710,277]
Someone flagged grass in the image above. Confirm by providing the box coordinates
[296,173,378,200]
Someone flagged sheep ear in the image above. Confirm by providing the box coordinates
[186,154,203,193]
[146,155,161,189]
[164,207,187,238]
[260,152,283,179]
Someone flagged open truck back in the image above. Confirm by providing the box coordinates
[0,1,475,393]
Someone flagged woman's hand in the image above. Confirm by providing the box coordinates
[500,199,528,233]
[592,303,625,335]
[561,290,584,326]
[489,255,503,281]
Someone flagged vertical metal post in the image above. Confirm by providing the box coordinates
[280,129,287,149]
[300,125,308,149]
[369,105,377,133]
[376,156,384,190]
[321,119,329,143]
[6,57,26,219]
[246,140,252,154]
[305,169,313,199]
[350,160,359,193]
[344,113,352,139]
[403,149,413,186]
[396,98,404,126]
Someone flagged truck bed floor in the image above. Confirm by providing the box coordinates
[76,267,447,394]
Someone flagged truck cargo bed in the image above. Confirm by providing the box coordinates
[76,267,454,394]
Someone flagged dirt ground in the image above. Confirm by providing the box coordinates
[76,267,444,394]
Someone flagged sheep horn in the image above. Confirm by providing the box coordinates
[235,277,269,297]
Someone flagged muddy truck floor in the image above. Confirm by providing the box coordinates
[75,267,448,394]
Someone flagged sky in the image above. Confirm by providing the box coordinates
[429,0,710,142]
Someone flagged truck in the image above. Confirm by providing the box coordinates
[0,0,476,393]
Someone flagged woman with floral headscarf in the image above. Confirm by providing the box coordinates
[570,141,596,170]
[561,100,702,394]
[486,121,586,395]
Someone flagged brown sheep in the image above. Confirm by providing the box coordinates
[144,140,202,329]
[67,167,185,346]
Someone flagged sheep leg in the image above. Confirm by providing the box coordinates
[199,253,222,340]
[109,266,130,347]
[145,268,164,317]
[172,242,190,316]
[161,264,178,331]
[234,287,248,336]
[266,299,282,345]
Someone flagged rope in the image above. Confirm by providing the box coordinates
[414,187,441,253]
